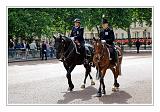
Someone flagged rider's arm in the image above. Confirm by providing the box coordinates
[99,31,103,40]
[110,30,115,42]
[70,27,74,37]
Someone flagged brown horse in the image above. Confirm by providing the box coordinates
[93,38,123,97]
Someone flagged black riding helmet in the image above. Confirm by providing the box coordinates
[101,18,108,24]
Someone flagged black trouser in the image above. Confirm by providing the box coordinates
[137,47,140,53]
[76,41,86,62]
[42,51,47,60]
[107,43,117,63]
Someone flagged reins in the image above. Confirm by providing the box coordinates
[60,39,75,61]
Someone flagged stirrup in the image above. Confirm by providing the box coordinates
[76,51,80,54]
[59,58,63,61]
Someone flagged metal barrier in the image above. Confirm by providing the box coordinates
[8,49,56,62]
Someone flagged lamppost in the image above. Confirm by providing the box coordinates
[144,29,147,50]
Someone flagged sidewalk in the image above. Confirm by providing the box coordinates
[8,50,152,63]
[123,49,152,53]
[8,57,56,63]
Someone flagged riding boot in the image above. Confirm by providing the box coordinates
[59,54,64,61]
[73,42,80,54]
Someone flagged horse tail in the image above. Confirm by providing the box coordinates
[115,46,123,76]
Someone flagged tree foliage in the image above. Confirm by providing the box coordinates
[8,8,152,40]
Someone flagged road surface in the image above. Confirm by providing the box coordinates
[8,53,152,104]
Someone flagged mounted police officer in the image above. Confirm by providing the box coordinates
[99,18,117,64]
[70,18,86,63]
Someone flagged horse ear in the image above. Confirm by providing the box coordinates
[59,35,62,39]
[53,36,56,40]
[93,37,96,41]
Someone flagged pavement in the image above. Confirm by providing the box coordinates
[8,50,152,63]
[8,53,152,104]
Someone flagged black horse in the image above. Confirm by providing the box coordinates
[53,35,95,91]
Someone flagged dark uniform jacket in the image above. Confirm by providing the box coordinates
[42,43,47,52]
[70,26,84,43]
[136,41,141,48]
[100,28,115,45]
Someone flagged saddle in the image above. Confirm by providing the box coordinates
[103,43,121,62]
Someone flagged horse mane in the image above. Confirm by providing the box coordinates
[62,36,72,42]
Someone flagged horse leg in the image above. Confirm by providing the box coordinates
[89,73,95,85]
[96,76,102,97]
[101,77,106,95]
[81,66,88,89]
[81,64,95,88]
[100,68,108,95]
[66,65,76,91]
[111,67,120,92]
[88,64,95,85]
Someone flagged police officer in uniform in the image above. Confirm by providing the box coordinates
[99,18,117,63]
[70,18,86,62]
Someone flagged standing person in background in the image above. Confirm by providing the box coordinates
[8,39,15,58]
[41,41,47,60]
[136,38,141,53]
[26,41,30,58]
[46,41,50,58]
[15,40,23,58]
[49,42,54,58]
[21,40,26,59]
[30,40,37,58]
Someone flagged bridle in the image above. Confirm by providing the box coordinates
[94,41,110,67]
[59,38,75,61]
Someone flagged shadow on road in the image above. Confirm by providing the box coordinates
[98,91,132,104]
[57,86,97,104]
[57,86,132,104]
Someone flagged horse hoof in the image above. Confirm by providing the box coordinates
[91,81,95,85]
[114,83,120,88]
[68,85,74,91]
[96,92,102,97]
[81,84,85,89]
[102,90,106,95]
[112,86,119,92]
[115,87,119,91]
[67,88,72,91]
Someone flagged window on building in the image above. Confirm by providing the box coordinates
[95,33,98,38]
[143,30,147,38]
[121,33,124,39]
[148,32,151,38]
[90,32,94,38]
[136,32,139,38]
[115,33,118,39]
[140,22,143,27]
[134,22,136,28]
[135,32,137,38]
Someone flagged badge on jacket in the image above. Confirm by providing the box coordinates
[105,32,108,35]
[77,31,79,34]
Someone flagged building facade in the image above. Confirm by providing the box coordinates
[83,22,152,40]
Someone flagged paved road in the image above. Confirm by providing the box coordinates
[8,53,152,104]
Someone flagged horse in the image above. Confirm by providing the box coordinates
[53,35,95,91]
[92,38,123,97]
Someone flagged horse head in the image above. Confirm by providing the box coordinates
[53,35,72,59]
[92,37,103,54]
[53,35,66,59]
